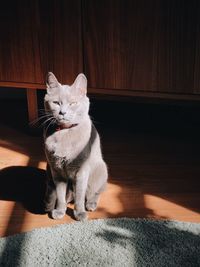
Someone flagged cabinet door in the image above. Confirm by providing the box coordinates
[38,0,83,84]
[0,1,42,84]
[157,0,200,94]
[83,0,200,95]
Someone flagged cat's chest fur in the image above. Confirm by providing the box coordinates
[46,130,79,159]
[44,119,91,163]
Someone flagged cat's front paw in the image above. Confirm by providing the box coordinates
[51,209,66,220]
[86,202,97,212]
[74,210,88,221]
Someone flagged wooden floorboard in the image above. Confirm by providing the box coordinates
[0,100,200,237]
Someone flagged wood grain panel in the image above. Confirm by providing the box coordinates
[37,0,83,84]
[193,1,200,94]
[83,0,200,94]
[0,1,42,83]
[26,89,38,124]
[83,0,159,91]
[157,0,200,94]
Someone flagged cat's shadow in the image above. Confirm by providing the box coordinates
[0,166,47,214]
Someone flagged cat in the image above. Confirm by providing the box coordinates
[43,72,108,221]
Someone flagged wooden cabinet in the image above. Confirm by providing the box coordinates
[0,0,83,123]
[1,0,200,95]
[0,1,42,84]
[156,0,200,95]
[0,0,82,86]
[83,0,200,95]
[0,0,200,124]
[83,0,157,91]
[37,0,82,84]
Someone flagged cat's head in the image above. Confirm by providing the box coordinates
[44,72,89,128]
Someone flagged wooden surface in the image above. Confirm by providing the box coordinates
[1,0,200,99]
[0,1,42,83]
[26,89,38,124]
[83,0,200,94]
[0,99,200,237]
[37,0,83,84]
[0,0,82,85]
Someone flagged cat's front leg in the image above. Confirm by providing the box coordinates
[51,181,67,219]
[73,167,89,221]
[44,164,57,212]
[44,179,56,212]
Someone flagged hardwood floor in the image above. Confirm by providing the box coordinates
[0,98,200,237]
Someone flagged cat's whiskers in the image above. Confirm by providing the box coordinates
[41,116,55,128]
[44,118,56,136]
[29,114,53,126]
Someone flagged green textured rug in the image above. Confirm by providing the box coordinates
[0,218,200,267]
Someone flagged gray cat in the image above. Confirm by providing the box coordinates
[44,72,108,221]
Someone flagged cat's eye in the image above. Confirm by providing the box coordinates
[53,101,60,105]
[69,102,77,106]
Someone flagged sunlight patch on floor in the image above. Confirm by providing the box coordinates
[37,161,46,170]
[99,182,124,214]
[143,194,200,221]
[0,146,29,167]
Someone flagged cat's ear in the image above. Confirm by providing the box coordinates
[46,72,60,92]
[72,73,87,96]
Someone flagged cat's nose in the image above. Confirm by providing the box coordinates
[59,110,66,115]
